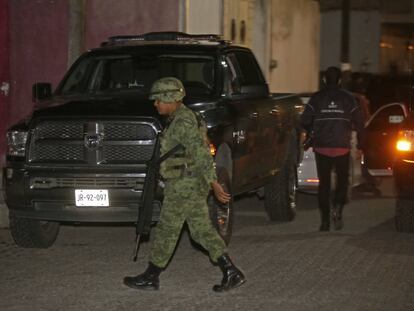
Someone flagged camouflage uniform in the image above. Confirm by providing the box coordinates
[123,77,244,292]
[148,78,226,268]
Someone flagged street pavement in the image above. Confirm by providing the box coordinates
[0,178,414,311]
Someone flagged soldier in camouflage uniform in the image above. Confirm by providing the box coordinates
[123,77,246,292]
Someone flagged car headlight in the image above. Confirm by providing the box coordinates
[7,130,28,157]
[396,130,414,152]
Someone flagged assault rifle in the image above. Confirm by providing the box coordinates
[132,141,185,261]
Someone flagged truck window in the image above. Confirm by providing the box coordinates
[222,57,240,95]
[57,54,216,97]
[232,51,265,85]
[61,58,98,94]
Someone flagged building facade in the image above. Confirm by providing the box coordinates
[320,0,414,74]
[0,0,320,167]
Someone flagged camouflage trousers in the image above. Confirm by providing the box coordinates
[149,177,227,268]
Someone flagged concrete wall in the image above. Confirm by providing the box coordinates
[0,0,9,167]
[222,0,319,93]
[8,0,70,127]
[84,0,179,51]
[222,0,270,77]
[252,0,271,81]
[269,0,320,93]
[320,10,381,73]
[186,0,222,34]
[351,11,381,73]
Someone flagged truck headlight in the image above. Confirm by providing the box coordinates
[7,130,28,157]
[396,130,414,152]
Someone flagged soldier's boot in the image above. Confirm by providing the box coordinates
[332,204,344,230]
[123,262,162,290]
[213,254,246,292]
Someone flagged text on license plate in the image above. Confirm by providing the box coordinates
[75,189,109,207]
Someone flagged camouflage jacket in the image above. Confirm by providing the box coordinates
[159,104,217,188]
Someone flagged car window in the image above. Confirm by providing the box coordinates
[368,105,405,131]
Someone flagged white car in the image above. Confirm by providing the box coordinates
[298,147,319,193]
[298,94,319,193]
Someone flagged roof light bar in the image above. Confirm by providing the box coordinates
[105,32,223,46]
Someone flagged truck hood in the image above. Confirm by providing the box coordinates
[31,93,216,120]
[32,93,159,119]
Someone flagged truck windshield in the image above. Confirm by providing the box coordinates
[57,54,216,97]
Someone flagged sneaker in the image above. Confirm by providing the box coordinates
[319,222,330,231]
[331,206,343,230]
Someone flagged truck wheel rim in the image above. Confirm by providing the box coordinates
[217,203,230,234]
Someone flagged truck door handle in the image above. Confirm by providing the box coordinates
[270,108,280,115]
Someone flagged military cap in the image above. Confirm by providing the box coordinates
[149,77,186,102]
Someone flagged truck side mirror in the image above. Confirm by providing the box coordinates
[32,82,52,101]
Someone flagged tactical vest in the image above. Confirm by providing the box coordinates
[159,110,208,179]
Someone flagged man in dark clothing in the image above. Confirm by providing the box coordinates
[300,66,365,231]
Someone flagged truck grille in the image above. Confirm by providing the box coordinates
[30,176,146,190]
[28,120,159,165]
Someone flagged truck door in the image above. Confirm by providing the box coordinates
[229,50,283,184]
[254,96,283,178]
[222,53,262,190]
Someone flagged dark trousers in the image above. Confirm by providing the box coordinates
[315,152,350,223]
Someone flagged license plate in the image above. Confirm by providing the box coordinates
[75,189,109,207]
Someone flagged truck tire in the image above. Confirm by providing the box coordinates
[9,211,60,248]
[264,134,298,222]
[208,167,233,245]
[395,198,414,233]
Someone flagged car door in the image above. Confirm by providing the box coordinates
[364,103,408,176]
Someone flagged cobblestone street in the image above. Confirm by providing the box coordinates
[1,181,414,311]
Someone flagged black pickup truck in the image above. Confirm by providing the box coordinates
[4,32,303,248]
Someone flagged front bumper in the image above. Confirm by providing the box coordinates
[4,165,162,223]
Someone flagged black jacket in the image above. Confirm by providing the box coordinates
[300,86,365,150]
